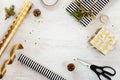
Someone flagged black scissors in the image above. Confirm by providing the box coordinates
[74,58,116,80]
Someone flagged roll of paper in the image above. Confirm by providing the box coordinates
[0,0,33,57]
[18,54,67,80]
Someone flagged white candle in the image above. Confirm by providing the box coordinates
[41,0,58,6]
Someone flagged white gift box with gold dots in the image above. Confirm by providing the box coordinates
[90,28,116,55]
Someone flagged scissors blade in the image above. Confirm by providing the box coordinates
[74,58,92,68]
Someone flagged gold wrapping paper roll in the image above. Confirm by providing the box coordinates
[0,0,33,57]
[0,44,23,79]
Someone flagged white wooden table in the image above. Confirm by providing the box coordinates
[0,0,120,80]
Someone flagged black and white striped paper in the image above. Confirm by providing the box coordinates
[18,54,66,80]
[66,0,110,27]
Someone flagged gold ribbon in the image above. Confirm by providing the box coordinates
[0,0,33,57]
[74,0,99,19]
[0,44,23,79]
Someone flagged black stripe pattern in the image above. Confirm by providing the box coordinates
[18,54,66,80]
[66,0,110,27]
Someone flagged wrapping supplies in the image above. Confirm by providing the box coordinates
[0,0,33,57]
[18,54,67,80]
[0,44,23,79]
[66,0,110,27]
[89,28,116,55]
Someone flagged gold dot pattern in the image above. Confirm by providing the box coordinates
[90,28,116,55]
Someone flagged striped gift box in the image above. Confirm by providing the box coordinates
[66,0,110,27]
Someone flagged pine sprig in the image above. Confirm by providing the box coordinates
[5,5,16,20]
[71,1,95,21]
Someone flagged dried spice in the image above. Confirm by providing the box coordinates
[5,5,16,20]
[24,40,27,42]
[71,0,95,21]
[67,63,75,71]
[35,42,37,45]
[33,9,41,17]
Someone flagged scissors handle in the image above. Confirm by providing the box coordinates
[90,65,116,80]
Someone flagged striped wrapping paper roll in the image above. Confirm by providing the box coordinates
[18,54,67,80]
[0,0,33,57]
[66,0,110,27]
